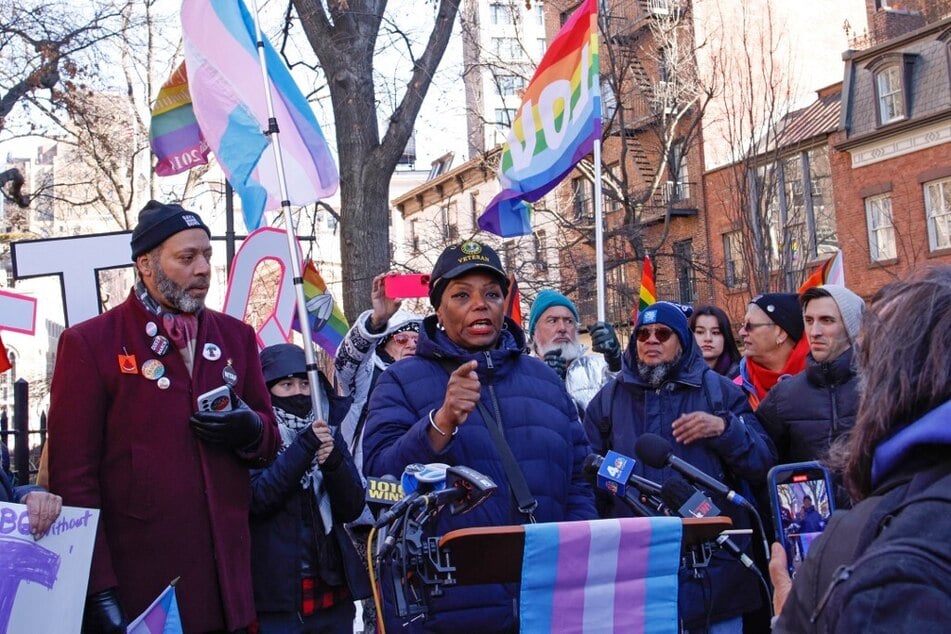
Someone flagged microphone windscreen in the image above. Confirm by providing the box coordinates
[582,453,603,475]
[634,433,673,468]
[660,475,695,509]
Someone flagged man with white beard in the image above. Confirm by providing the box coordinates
[528,289,621,413]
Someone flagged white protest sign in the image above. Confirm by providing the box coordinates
[0,503,99,634]
[222,227,300,349]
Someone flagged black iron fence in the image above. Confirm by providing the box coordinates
[0,378,47,487]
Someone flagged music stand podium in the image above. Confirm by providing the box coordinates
[437,517,731,586]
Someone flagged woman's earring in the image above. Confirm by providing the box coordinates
[437,322,445,331]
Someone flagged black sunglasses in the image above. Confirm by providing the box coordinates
[636,327,674,343]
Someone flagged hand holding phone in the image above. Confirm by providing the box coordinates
[383,273,431,299]
[197,385,233,412]
[768,461,834,575]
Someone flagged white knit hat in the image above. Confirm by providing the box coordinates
[818,285,866,343]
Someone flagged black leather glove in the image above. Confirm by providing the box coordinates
[543,350,568,380]
[589,321,622,372]
[190,392,263,449]
[82,588,128,633]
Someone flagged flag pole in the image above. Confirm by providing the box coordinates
[593,142,606,324]
[248,0,323,417]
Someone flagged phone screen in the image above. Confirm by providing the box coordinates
[768,462,834,575]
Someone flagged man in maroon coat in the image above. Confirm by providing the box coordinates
[47,200,280,633]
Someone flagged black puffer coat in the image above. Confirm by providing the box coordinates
[756,348,859,465]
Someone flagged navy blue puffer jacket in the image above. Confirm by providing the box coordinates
[363,315,597,633]
[583,334,776,629]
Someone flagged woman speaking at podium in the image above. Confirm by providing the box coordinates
[363,241,597,633]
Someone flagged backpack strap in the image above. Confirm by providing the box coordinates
[700,367,726,415]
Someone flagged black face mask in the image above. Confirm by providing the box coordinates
[271,394,312,418]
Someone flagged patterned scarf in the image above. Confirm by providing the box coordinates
[136,282,199,375]
[273,406,334,534]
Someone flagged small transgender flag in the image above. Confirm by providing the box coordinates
[127,582,183,634]
[520,517,681,634]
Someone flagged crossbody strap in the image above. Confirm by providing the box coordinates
[437,359,538,522]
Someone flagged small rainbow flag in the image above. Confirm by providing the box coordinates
[127,581,183,634]
[798,249,845,293]
[149,62,210,176]
[478,0,600,237]
[520,517,681,633]
[292,260,349,358]
[633,255,656,322]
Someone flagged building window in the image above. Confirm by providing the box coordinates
[865,194,897,261]
[667,139,689,201]
[410,219,420,254]
[925,177,951,251]
[572,176,593,222]
[494,108,517,128]
[490,3,513,25]
[875,66,904,125]
[603,163,622,212]
[673,239,695,304]
[533,230,548,273]
[807,147,838,257]
[535,2,545,25]
[723,231,746,288]
[492,37,522,59]
[496,75,526,97]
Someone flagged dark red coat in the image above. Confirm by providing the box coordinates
[48,293,279,632]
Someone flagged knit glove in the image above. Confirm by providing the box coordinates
[543,350,568,380]
[590,321,622,372]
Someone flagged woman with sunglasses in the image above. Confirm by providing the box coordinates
[584,301,775,633]
[362,241,596,633]
[689,305,742,378]
[335,274,422,633]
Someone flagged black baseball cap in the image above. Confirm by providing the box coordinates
[428,240,509,308]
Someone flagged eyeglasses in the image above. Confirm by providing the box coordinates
[391,333,418,347]
[636,327,674,343]
[739,321,775,332]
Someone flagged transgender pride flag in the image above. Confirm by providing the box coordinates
[478,0,600,237]
[181,0,338,231]
[127,582,183,634]
[520,517,681,634]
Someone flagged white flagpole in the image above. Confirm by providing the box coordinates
[593,138,606,322]
[248,0,324,417]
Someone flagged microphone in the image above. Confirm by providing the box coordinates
[374,463,450,528]
[660,475,721,518]
[414,465,497,516]
[660,475,755,570]
[634,433,752,509]
[583,453,666,517]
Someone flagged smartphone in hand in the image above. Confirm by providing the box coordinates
[383,273,431,299]
[197,385,233,412]
[768,461,834,575]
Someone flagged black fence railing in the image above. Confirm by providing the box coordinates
[0,378,47,487]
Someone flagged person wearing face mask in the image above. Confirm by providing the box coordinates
[689,305,742,379]
[362,240,596,633]
[251,343,370,633]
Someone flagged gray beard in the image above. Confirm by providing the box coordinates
[153,264,205,314]
[536,340,584,363]
[636,351,682,388]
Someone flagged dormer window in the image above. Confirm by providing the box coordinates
[876,66,904,124]
[866,53,916,127]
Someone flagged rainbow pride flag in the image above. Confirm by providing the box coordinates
[292,260,349,357]
[181,0,338,231]
[520,517,681,633]
[798,248,845,293]
[149,62,210,176]
[478,0,601,237]
[633,255,656,322]
[127,582,183,634]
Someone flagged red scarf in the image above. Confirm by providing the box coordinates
[744,337,810,407]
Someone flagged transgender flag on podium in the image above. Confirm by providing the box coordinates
[181,0,338,231]
[478,0,601,238]
[520,517,681,633]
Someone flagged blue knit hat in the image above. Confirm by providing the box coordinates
[635,301,692,349]
[529,289,579,336]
